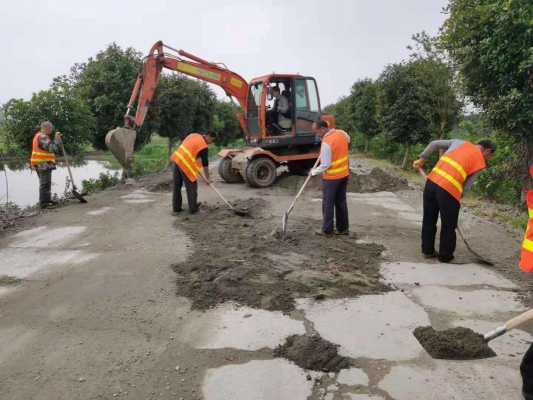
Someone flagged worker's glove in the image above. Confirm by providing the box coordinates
[55,132,63,142]
[310,168,321,176]
[412,159,425,170]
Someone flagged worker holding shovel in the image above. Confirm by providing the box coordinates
[310,120,351,237]
[170,132,214,214]
[30,121,62,209]
[412,139,496,263]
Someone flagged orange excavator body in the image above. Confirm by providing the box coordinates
[106,41,336,187]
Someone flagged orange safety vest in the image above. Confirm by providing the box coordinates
[427,142,486,202]
[30,131,56,166]
[520,177,533,272]
[170,133,208,182]
[322,129,350,180]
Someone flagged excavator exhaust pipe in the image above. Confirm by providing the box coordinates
[105,127,136,171]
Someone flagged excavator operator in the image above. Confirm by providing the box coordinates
[267,86,291,134]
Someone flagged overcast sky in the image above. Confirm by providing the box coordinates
[1,0,448,107]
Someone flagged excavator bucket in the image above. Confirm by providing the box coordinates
[105,127,136,170]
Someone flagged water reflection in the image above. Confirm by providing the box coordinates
[0,160,118,208]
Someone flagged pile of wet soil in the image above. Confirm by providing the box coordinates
[413,326,496,360]
[171,198,387,313]
[145,172,172,192]
[274,334,351,372]
[0,275,21,286]
[277,167,409,194]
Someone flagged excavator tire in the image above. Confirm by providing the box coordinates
[218,157,243,183]
[245,157,277,188]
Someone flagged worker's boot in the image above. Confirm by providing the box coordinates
[438,254,455,263]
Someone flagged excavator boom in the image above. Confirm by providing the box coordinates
[107,41,249,171]
[126,41,249,128]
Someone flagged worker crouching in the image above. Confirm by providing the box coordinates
[170,132,214,214]
[413,139,496,263]
[30,121,63,209]
[311,120,351,236]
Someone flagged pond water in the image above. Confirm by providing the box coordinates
[0,159,118,208]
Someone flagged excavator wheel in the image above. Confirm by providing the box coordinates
[245,157,277,188]
[218,157,243,183]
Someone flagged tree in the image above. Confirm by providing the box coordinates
[323,96,354,133]
[350,79,380,152]
[148,74,216,157]
[2,78,95,158]
[441,0,533,181]
[212,101,241,146]
[378,62,434,168]
[72,43,150,150]
[409,32,462,139]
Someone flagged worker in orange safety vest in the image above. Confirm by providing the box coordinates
[413,139,496,263]
[30,121,63,209]
[170,132,214,214]
[518,165,533,400]
[310,119,351,236]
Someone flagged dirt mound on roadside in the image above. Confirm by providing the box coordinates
[170,198,387,313]
[413,326,496,360]
[276,167,409,194]
[274,334,351,372]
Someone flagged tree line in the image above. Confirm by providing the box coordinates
[325,0,532,204]
[0,44,241,158]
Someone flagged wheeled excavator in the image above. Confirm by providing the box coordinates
[106,41,335,187]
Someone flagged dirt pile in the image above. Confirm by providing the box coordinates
[171,198,387,313]
[274,334,351,372]
[413,326,496,360]
[0,275,21,286]
[276,167,409,194]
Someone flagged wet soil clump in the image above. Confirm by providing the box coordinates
[274,334,351,372]
[277,167,409,194]
[171,198,387,313]
[0,275,22,286]
[414,326,496,360]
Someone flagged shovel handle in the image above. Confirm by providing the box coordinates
[286,157,321,216]
[506,308,533,330]
[59,140,77,189]
[198,171,235,211]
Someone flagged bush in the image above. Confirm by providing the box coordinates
[82,172,120,193]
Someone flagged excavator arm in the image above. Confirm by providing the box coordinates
[125,41,249,128]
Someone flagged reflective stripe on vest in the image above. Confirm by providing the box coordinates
[322,130,350,180]
[520,191,533,272]
[30,132,56,165]
[170,133,208,182]
[427,142,486,202]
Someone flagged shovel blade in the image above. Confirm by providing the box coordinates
[105,127,136,170]
[281,212,288,236]
[73,190,88,204]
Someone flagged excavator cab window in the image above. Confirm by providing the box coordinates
[247,83,262,136]
[294,78,321,135]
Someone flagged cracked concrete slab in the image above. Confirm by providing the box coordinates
[297,292,430,360]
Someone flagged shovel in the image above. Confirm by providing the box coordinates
[416,168,493,266]
[59,139,88,204]
[199,173,248,216]
[484,308,533,342]
[281,158,321,237]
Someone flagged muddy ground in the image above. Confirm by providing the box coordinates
[277,167,409,194]
[171,198,387,313]
[274,334,351,372]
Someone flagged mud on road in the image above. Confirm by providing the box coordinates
[170,198,388,313]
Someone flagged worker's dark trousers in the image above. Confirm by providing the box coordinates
[422,180,460,259]
[522,343,533,399]
[322,177,349,234]
[36,169,52,206]
[172,164,198,213]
